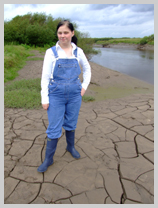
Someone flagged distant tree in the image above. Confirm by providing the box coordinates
[4,21,16,43]
[29,12,47,25]
[25,24,41,47]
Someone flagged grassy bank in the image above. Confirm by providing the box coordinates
[4,45,46,109]
[4,45,34,83]
[4,79,42,109]
[94,34,154,46]
[96,38,141,45]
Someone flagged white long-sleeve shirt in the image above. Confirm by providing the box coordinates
[41,42,91,104]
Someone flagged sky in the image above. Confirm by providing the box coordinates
[4,4,154,38]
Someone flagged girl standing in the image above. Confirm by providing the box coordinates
[38,20,91,172]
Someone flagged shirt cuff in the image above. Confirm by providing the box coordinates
[41,96,49,104]
[82,83,88,91]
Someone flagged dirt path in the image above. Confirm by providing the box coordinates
[13,50,45,81]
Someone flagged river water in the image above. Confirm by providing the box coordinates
[90,47,154,85]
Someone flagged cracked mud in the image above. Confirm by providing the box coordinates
[4,50,154,204]
[4,95,154,204]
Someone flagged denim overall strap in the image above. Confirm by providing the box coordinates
[51,46,58,58]
[73,48,78,57]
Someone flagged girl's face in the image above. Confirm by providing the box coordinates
[57,24,74,46]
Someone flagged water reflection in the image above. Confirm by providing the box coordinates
[90,47,154,85]
[140,52,154,59]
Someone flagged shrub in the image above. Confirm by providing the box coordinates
[139,34,154,45]
[140,36,148,45]
[82,95,95,102]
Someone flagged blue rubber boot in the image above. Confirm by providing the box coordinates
[65,130,80,159]
[37,138,58,172]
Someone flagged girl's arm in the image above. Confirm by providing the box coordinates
[78,48,91,91]
[41,49,55,105]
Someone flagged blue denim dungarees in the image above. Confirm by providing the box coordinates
[46,46,82,139]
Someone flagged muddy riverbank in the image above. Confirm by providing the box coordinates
[84,61,154,102]
[93,43,154,51]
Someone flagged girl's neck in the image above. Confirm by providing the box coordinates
[59,42,73,57]
[59,42,72,49]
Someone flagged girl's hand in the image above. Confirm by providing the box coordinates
[81,88,86,96]
[42,103,49,110]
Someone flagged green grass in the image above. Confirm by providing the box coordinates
[4,45,33,83]
[4,79,41,109]
[95,35,154,46]
[96,38,141,45]
[82,95,95,102]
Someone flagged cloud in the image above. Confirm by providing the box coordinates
[129,4,154,12]
[4,4,154,38]
[88,4,119,10]
[88,4,154,13]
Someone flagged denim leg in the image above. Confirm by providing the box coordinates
[63,94,82,130]
[46,95,66,139]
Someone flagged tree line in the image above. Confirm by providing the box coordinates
[4,12,98,56]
